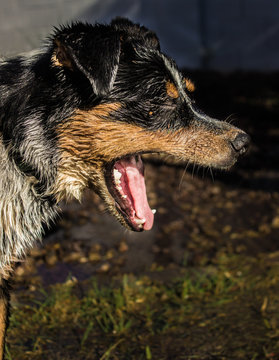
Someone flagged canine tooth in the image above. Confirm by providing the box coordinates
[138,224,143,229]
[152,209,157,214]
[135,218,146,225]
[122,195,127,199]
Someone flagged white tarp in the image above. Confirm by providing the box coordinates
[1,0,279,70]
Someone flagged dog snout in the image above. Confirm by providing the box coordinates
[230,133,250,155]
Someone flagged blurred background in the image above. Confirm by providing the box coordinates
[1,0,279,70]
[2,1,279,360]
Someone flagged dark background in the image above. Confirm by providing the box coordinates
[1,0,279,70]
[2,1,279,359]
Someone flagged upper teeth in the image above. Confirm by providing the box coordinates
[135,218,146,225]
[113,169,122,184]
[152,209,156,214]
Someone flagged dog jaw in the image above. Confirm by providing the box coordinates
[51,103,248,231]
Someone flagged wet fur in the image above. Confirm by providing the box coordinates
[0,18,249,358]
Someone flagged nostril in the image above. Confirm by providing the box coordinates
[231,133,250,154]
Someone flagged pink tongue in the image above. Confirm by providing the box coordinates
[116,157,154,230]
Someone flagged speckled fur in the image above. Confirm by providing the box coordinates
[0,18,249,358]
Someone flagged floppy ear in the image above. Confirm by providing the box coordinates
[53,24,121,96]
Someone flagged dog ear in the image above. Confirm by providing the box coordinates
[52,24,121,96]
[110,17,160,50]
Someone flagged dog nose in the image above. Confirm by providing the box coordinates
[231,133,250,154]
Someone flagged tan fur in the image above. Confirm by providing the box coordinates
[54,103,238,202]
[166,81,179,98]
[51,54,63,68]
[52,40,74,69]
[0,301,6,360]
[0,280,8,360]
[184,78,195,92]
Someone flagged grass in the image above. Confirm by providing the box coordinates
[6,253,279,360]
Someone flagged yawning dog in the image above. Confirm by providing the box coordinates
[0,17,249,358]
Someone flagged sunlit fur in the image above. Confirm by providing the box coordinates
[0,18,249,359]
[0,137,57,277]
[0,18,249,272]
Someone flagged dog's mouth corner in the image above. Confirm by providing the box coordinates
[105,154,155,232]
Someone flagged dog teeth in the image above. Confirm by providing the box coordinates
[152,209,156,214]
[122,195,127,199]
[116,185,122,192]
[135,218,146,225]
[138,224,143,229]
[113,169,122,183]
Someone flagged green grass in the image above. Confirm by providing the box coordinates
[6,253,279,359]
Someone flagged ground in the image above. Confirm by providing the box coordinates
[6,71,279,360]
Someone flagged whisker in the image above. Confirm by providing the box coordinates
[209,166,215,182]
[224,114,236,124]
[202,167,206,179]
[196,165,201,177]
[191,147,198,179]
[191,161,196,179]
[179,160,190,190]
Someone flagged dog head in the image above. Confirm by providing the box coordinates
[50,18,250,231]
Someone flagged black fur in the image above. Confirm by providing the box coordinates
[0,18,250,358]
[0,15,251,260]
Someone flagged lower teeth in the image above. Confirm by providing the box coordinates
[135,218,146,225]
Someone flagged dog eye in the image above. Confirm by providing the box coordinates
[148,111,153,116]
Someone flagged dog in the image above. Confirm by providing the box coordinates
[0,17,250,358]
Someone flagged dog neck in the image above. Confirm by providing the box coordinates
[0,136,57,277]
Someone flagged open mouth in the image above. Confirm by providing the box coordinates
[105,155,155,232]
